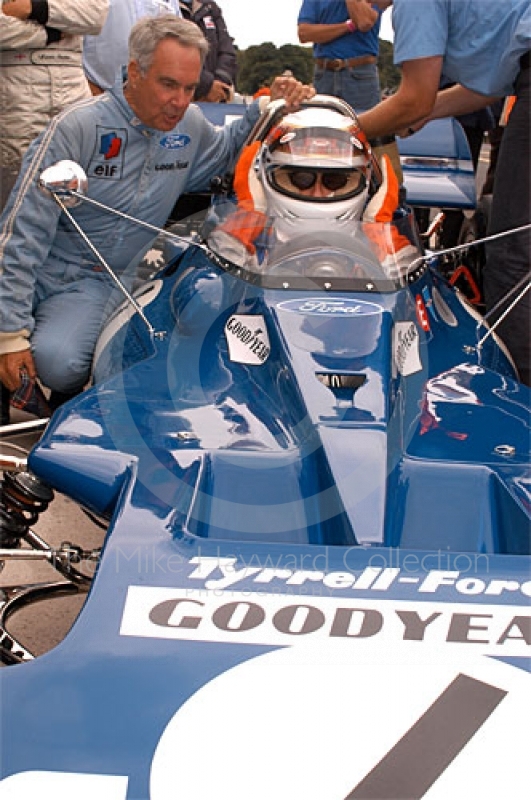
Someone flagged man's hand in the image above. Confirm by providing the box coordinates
[202,79,232,103]
[269,76,315,110]
[0,349,36,391]
[396,120,426,138]
[2,0,32,19]
[346,0,378,33]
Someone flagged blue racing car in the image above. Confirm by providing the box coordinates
[0,98,529,800]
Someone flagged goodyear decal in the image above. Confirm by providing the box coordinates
[393,321,422,376]
[120,585,530,655]
[224,314,270,365]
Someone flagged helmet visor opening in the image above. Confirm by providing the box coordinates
[269,166,366,202]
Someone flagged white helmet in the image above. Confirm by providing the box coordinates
[258,103,372,225]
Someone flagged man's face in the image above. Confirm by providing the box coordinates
[126,38,201,131]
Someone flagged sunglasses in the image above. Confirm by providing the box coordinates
[289,170,353,191]
[272,166,364,196]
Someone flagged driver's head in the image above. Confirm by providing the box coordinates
[259,105,371,220]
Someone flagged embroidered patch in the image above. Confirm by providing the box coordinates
[88,126,128,179]
[159,133,191,150]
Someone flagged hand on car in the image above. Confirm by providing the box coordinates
[269,76,316,110]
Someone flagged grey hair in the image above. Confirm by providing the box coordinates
[128,15,209,75]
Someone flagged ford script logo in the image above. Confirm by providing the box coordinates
[159,134,191,150]
[277,298,384,316]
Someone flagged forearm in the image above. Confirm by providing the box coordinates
[47,0,108,36]
[2,0,108,34]
[298,21,351,45]
[346,0,378,33]
[1,0,61,49]
[359,57,442,139]
[429,84,498,121]
[0,14,48,48]
[358,90,430,139]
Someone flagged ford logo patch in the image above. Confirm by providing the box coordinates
[159,134,191,150]
[277,298,384,316]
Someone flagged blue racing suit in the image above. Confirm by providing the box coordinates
[0,81,261,391]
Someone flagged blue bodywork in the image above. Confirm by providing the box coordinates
[0,115,529,799]
[29,242,530,555]
[397,117,477,209]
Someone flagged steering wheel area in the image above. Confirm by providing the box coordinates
[266,233,383,281]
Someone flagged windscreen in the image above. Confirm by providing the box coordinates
[202,199,424,292]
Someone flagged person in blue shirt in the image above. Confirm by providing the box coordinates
[297,1,389,113]
[359,0,531,386]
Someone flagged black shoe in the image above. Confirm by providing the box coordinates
[48,390,79,412]
[1,382,10,426]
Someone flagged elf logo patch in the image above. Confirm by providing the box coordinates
[89,126,128,179]
[100,131,122,160]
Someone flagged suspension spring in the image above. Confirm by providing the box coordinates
[0,471,54,527]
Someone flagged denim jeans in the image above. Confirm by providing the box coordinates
[31,276,124,393]
[313,62,381,114]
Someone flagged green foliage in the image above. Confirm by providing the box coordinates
[378,40,401,93]
[237,43,314,95]
[236,39,400,97]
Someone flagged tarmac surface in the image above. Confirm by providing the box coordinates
[0,412,103,662]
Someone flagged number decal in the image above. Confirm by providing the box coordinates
[345,674,507,799]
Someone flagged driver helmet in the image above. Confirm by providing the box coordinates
[258,104,372,224]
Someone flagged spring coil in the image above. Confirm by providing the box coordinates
[0,471,54,528]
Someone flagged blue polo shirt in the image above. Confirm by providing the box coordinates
[392,0,531,97]
[298,0,382,59]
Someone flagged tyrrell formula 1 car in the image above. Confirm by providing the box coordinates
[0,99,529,799]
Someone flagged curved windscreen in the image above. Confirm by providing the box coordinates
[201,199,425,292]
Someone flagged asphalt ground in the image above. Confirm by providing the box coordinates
[0,412,103,662]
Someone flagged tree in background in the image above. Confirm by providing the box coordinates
[236,40,400,97]
[237,43,314,94]
[378,40,400,95]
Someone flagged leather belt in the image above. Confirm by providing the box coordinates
[0,50,83,67]
[315,55,377,71]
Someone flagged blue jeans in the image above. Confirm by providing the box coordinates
[31,276,123,393]
[313,62,381,113]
